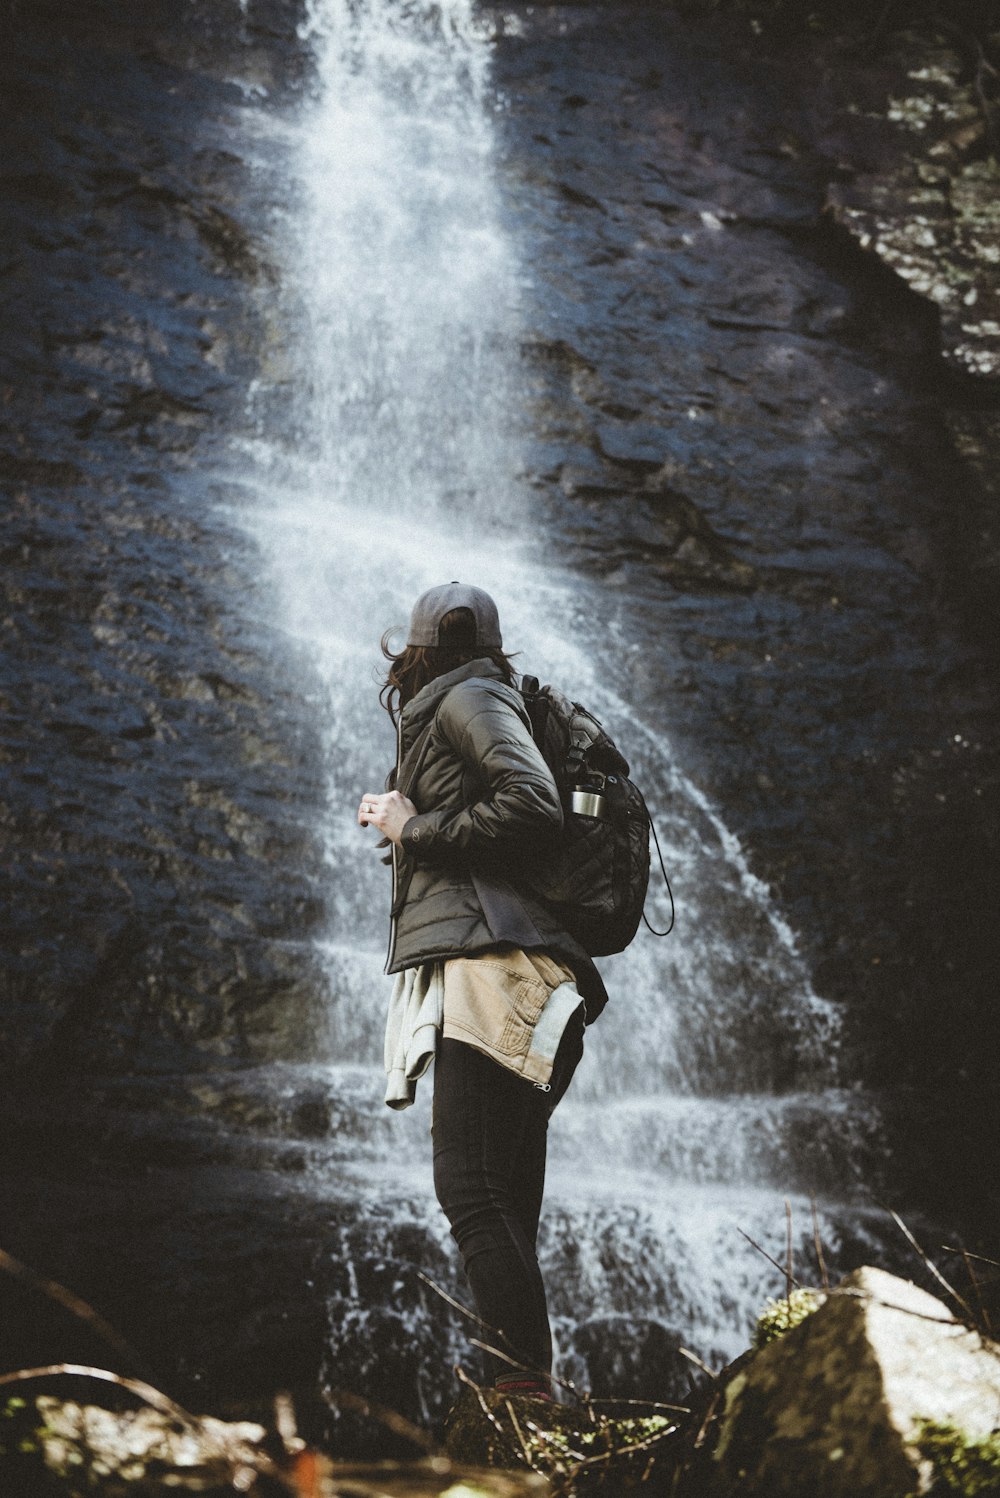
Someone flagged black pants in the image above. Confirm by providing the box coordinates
[431,1006,585,1385]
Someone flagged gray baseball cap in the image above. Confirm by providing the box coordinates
[407,582,503,649]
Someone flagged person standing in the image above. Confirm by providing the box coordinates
[357,582,607,1401]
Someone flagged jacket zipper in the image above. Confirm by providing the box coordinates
[384,713,403,974]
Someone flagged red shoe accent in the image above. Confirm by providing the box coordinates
[493,1377,554,1401]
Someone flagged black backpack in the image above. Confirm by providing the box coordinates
[519,676,673,957]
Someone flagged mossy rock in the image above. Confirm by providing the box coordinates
[916,1419,1000,1497]
[753,1288,826,1349]
[443,1384,680,1492]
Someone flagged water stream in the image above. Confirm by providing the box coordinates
[228,0,897,1409]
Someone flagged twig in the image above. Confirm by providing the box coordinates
[454,1365,517,1458]
[521,1413,587,1465]
[502,1398,541,1474]
[586,1394,691,1414]
[885,1208,976,1323]
[591,1424,678,1462]
[959,1249,994,1339]
[563,1417,679,1481]
[417,1271,494,1334]
[692,1388,721,1451]
[0,1363,282,1488]
[942,1246,1000,1269]
[811,1197,830,1292]
[272,1392,304,1457]
[677,1347,718,1378]
[830,1286,967,1328]
[323,1386,436,1451]
[467,1337,536,1376]
[0,1364,198,1429]
[421,1272,581,1401]
[0,1247,146,1375]
[737,1227,803,1290]
[784,1199,794,1305]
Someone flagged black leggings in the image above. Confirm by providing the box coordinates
[431,1006,585,1384]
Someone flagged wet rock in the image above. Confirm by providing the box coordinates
[1,1394,547,1496]
[495,0,1000,1229]
[571,1315,692,1403]
[595,420,668,470]
[825,35,1000,380]
[712,1266,1000,1497]
[0,0,332,1076]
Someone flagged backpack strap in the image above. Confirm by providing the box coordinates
[519,674,551,752]
[566,721,591,781]
[641,794,676,936]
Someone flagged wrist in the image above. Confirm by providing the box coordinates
[400,813,429,854]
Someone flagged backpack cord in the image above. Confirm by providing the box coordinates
[642,806,675,937]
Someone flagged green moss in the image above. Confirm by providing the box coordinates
[0,1396,39,1460]
[914,1419,1000,1496]
[445,1385,679,1489]
[752,1288,825,1349]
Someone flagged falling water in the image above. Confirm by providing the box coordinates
[229,0,894,1417]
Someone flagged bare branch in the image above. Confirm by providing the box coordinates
[502,1398,542,1474]
[454,1364,515,1456]
[692,1388,721,1451]
[958,1249,994,1339]
[942,1246,1000,1269]
[0,1363,212,1445]
[737,1226,803,1290]
[811,1197,830,1292]
[586,1394,691,1414]
[677,1347,718,1378]
[0,1247,146,1375]
[885,1209,976,1323]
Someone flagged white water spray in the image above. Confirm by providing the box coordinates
[231,0,888,1383]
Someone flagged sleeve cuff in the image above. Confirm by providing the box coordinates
[401,812,434,856]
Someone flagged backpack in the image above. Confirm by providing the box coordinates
[518,675,673,957]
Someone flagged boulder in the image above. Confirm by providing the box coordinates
[0,1394,548,1496]
[712,1265,1000,1497]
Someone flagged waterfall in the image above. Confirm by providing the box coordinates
[228,0,893,1416]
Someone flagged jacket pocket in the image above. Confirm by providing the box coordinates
[443,958,549,1060]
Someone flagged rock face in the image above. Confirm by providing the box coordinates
[0,0,332,1074]
[825,31,1000,382]
[713,1266,1000,1497]
[1,0,997,1166]
[491,0,1000,1229]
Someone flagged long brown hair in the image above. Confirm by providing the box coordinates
[380,607,518,724]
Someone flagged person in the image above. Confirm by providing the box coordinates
[357,581,607,1403]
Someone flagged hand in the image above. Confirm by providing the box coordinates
[358,790,418,846]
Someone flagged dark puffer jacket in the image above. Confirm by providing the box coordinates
[385,657,607,1020]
